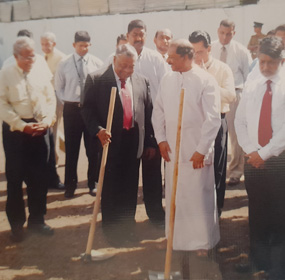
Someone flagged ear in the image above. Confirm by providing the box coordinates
[208,45,211,52]
[113,56,117,64]
[73,42,76,48]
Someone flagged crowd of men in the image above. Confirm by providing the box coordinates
[0,18,285,279]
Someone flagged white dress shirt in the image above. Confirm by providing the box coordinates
[134,46,169,103]
[203,56,235,113]
[0,63,56,132]
[211,39,252,89]
[235,69,285,161]
[55,52,103,103]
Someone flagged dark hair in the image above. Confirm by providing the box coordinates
[74,31,90,43]
[275,24,285,33]
[220,19,235,30]
[259,37,284,60]
[170,39,194,60]
[127,20,146,33]
[116,34,127,45]
[17,29,33,38]
[188,30,211,48]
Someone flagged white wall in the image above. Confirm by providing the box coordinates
[0,0,284,67]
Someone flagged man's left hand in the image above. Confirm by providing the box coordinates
[245,151,265,169]
[190,151,205,169]
[32,122,48,136]
[143,147,156,160]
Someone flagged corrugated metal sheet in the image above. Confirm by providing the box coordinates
[0,2,12,22]
[144,0,185,11]
[109,0,145,14]
[13,0,30,21]
[29,0,52,19]
[79,0,108,16]
[51,0,80,18]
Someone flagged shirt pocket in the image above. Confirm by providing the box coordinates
[8,84,28,104]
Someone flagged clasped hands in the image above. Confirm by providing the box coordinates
[158,141,205,169]
[23,122,48,137]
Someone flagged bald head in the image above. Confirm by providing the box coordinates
[154,28,173,56]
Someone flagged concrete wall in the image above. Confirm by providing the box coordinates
[0,0,283,67]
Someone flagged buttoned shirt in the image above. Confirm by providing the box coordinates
[44,47,66,86]
[55,52,103,103]
[203,56,235,113]
[134,46,168,103]
[113,64,134,127]
[235,69,285,161]
[0,63,56,132]
[211,39,252,89]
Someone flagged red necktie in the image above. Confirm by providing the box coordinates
[258,80,272,147]
[120,79,132,130]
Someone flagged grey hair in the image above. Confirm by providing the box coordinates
[13,37,35,56]
[41,31,56,42]
[115,44,138,60]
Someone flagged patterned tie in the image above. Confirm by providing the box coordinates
[220,46,227,63]
[258,80,273,147]
[120,79,132,130]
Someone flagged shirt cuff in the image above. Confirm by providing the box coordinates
[258,146,272,161]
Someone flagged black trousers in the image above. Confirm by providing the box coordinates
[214,114,228,209]
[101,127,140,226]
[142,147,165,222]
[245,153,285,276]
[3,121,50,229]
[63,103,97,190]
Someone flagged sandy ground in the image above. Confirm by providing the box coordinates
[0,124,264,280]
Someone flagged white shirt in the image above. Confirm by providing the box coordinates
[0,63,56,132]
[211,39,252,89]
[55,52,103,103]
[235,69,285,161]
[134,46,169,103]
[203,56,235,113]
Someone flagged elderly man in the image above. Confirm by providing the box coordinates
[189,30,235,216]
[81,44,155,242]
[235,37,285,278]
[0,37,56,242]
[41,32,66,190]
[55,31,103,198]
[127,19,168,226]
[153,28,173,60]
[152,39,221,278]
[212,19,252,186]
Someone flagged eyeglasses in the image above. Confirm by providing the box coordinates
[18,55,36,62]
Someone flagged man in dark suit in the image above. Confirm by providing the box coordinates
[81,44,156,240]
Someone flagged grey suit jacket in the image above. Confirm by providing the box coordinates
[81,64,156,158]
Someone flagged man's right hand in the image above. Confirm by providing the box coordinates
[97,129,111,147]
[158,141,171,162]
[23,123,41,136]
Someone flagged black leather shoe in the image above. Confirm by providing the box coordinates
[56,182,65,190]
[64,188,75,198]
[89,188,97,197]
[10,227,24,242]
[28,224,54,236]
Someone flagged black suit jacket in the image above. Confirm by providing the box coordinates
[81,64,156,158]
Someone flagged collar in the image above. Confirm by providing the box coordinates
[260,69,282,86]
[204,55,213,69]
[74,52,88,62]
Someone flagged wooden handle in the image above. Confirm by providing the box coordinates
[164,88,185,280]
[85,87,117,255]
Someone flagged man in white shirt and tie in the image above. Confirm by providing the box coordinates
[211,19,252,186]
[235,37,285,278]
[55,31,103,198]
